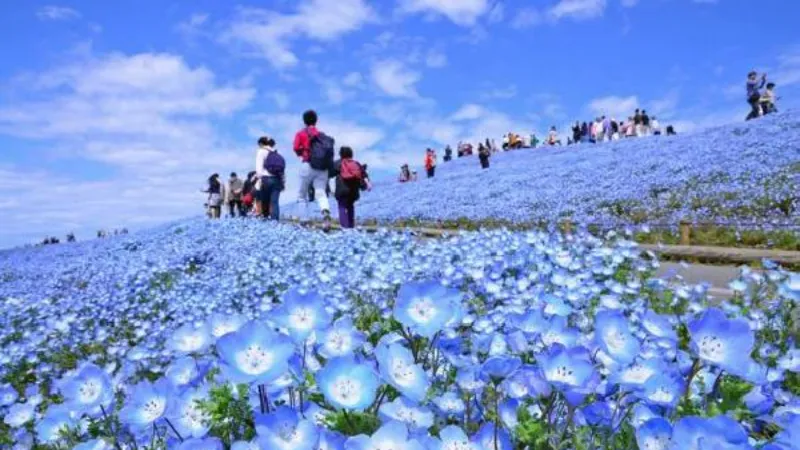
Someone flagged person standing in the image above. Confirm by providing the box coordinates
[255,136,285,221]
[478,143,490,169]
[293,109,334,228]
[443,145,453,162]
[746,71,767,120]
[425,148,437,178]
[226,172,245,218]
[641,110,651,136]
[205,173,223,219]
[332,146,366,229]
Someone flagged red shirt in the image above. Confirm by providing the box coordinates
[293,126,319,163]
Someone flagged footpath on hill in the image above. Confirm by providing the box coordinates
[291,220,800,299]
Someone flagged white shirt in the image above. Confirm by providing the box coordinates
[255,146,275,177]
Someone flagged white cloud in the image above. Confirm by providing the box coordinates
[620,0,639,7]
[511,8,543,28]
[0,51,257,246]
[343,72,364,87]
[371,60,421,98]
[36,6,80,21]
[222,0,374,69]
[587,95,639,119]
[481,84,518,99]
[451,104,485,121]
[397,0,491,26]
[548,0,607,21]
[425,49,448,68]
[268,90,290,109]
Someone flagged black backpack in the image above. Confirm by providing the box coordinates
[307,129,335,171]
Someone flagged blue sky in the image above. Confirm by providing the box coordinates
[0,0,799,247]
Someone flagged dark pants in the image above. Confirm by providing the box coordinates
[228,200,244,217]
[259,177,281,221]
[338,199,355,228]
[746,95,762,121]
[427,167,435,178]
[480,157,489,169]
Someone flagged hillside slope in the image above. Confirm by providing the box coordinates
[338,112,799,228]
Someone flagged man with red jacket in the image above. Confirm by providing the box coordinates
[293,109,332,225]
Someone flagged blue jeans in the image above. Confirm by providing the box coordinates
[260,177,281,220]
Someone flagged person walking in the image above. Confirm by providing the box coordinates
[332,146,366,229]
[424,148,437,178]
[641,110,651,136]
[443,145,453,162]
[746,71,767,121]
[226,172,245,218]
[293,109,334,228]
[255,136,285,221]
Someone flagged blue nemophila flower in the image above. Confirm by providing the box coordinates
[376,343,430,402]
[176,437,224,450]
[209,312,246,338]
[539,344,596,391]
[594,310,641,364]
[394,280,462,338]
[216,321,294,384]
[642,372,683,408]
[433,391,466,416]
[3,402,35,427]
[641,310,678,342]
[778,349,800,373]
[345,420,425,450]
[436,425,480,450]
[61,363,114,415]
[169,322,212,355]
[472,422,513,450]
[670,415,752,450]
[255,406,320,450]
[35,405,76,444]
[688,308,754,373]
[379,396,434,430]
[318,429,346,450]
[611,358,667,391]
[166,386,210,439]
[778,274,800,301]
[318,317,366,359]
[120,378,172,429]
[316,357,379,411]
[73,439,114,450]
[635,417,672,450]
[0,383,18,406]
[166,356,199,387]
[278,289,332,342]
[480,356,522,383]
[231,440,260,450]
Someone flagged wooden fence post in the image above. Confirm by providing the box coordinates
[679,220,692,246]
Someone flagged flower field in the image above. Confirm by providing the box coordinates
[343,112,800,233]
[1,218,798,449]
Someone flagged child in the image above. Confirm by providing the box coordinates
[761,83,778,115]
[332,146,366,229]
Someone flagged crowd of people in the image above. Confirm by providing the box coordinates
[36,229,128,247]
[201,70,782,229]
[204,110,372,230]
[746,72,779,120]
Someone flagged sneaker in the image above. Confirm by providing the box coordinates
[322,210,331,232]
